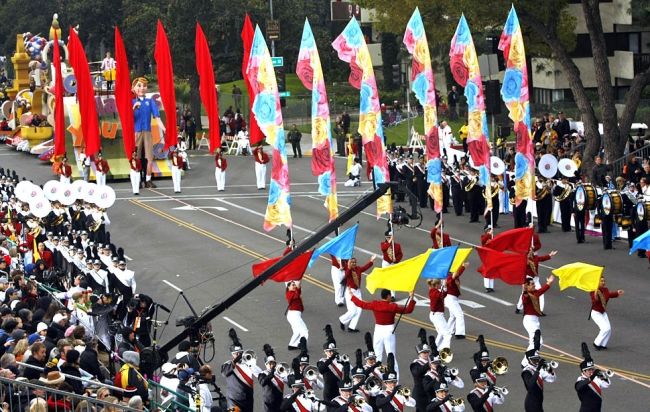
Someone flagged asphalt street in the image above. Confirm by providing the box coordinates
[4,144,650,410]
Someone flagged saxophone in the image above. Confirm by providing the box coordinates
[464,176,477,192]
[535,180,550,200]
[483,182,499,200]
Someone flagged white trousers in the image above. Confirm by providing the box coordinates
[59,176,70,185]
[429,311,452,350]
[591,310,612,347]
[215,168,226,191]
[96,172,106,186]
[255,163,266,189]
[344,177,359,187]
[517,276,544,311]
[339,289,362,330]
[331,266,345,305]
[172,167,182,192]
[373,323,399,377]
[483,278,494,289]
[287,310,309,347]
[129,170,140,194]
[444,295,465,336]
[523,315,542,350]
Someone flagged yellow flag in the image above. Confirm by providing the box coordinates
[366,249,431,294]
[33,237,41,261]
[450,248,472,272]
[552,262,603,292]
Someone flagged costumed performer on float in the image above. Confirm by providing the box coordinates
[132,77,165,188]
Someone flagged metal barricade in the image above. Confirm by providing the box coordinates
[147,379,192,412]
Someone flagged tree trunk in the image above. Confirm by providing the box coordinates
[582,0,622,163]
[189,74,202,131]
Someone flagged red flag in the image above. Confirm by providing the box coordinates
[252,250,314,282]
[67,29,100,156]
[52,34,65,156]
[195,23,220,153]
[476,247,527,285]
[114,27,135,158]
[154,20,178,150]
[485,227,533,254]
[241,14,263,146]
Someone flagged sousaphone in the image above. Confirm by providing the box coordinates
[558,158,578,178]
[15,180,33,202]
[490,156,505,176]
[95,185,116,209]
[43,180,63,202]
[58,183,76,206]
[538,154,558,179]
[29,197,52,218]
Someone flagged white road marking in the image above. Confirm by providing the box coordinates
[458,299,486,309]
[162,279,183,292]
[124,254,133,261]
[119,191,364,201]
[223,316,249,332]
[113,181,372,192]
[172,205,228,211]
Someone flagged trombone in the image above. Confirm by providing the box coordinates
[491,357,509,375]
[440,348,453,364]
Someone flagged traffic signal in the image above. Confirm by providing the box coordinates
[392,64,400,87]
[275,67,286,107]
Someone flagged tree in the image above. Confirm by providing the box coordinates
[357,0,650,174]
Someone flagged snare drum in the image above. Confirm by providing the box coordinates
[601,190,623,216]
[575,183,598,211]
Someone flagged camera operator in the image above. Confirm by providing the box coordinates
[172,340,202,371]
[125,293,154,347]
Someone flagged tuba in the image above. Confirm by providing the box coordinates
[554,182,574,202]
[491,357,509,375]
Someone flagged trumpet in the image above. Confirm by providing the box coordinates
[440,348,453,364]
[303,365,319,381]
[276,362,290,379]
[597,369,614,379]
[493,386,509,397]
[541,359,558,372]
[305,389,316,399]
[242,350,256,365]
[350,396,366,407]
[450,397,465,407]
[491,357,509,375]
[447,367,459,377]
[339,353,350,363]
[397,387,411,397]
[365,375,383,391]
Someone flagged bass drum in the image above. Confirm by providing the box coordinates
[637,201,650,222]
[575,183,598,211]
[601,191,622,216]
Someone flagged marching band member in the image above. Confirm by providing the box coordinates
[426,382,465,412]
[450,168,464,216]
[214,147,227,192]
[445,262,468,340]
[466,372,505,411]
[375,354,416,411]
[294,337,324,391]
[483,175,500,229]
[411,329,432,411]
[521,330,556,412]
[479,226,495,293]
[470,336,497,387]
[330,255,347,307]
[221,329,261,412]
[575,343,611,412]
[516,248,557,313]
[170,148,184,194]
[58,156,72,184]
[317,325,346,401]
[430,220,451,250]
[363,332,383,380]
[536,178,553,234]
[521,275,556,363]
[328,366,358,412]
[129,150,141,195]
[589,276,623,350]
[339,255,375,333]
[351,289,416,378]
[280,376,326,412]
[427,279,451,350]
[351,349,376,411]
[286,280,309,350]
[259,344,285,412]
[94,152,109,186]
[253,143,270,190]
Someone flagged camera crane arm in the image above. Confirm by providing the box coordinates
[150,183,394,370]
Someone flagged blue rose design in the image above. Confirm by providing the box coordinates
[481,112,489,137]
[268,180,280,205]
[344,20,363,48]
[373,167,386,184]
[360,82,373,113]
[318,171,331,196]
[428,159,442,184]
[301,23,315,50]
[412,73,429,105]
[515,153,528,179]
[501,69,522,102]
[479,166,489,187]
[408,12,424,39]
[312,88,321,112]
[454,16,471,45]
[252,92,277,126]
[465,82,479,111]
[276,128,287,147]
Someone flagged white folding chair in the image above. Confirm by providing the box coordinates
[197,132,210,150]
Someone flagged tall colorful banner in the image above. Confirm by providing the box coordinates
[499,5,533,205]
[154,20,178,150]
[114,27,135,158]
[246,26,292,231]
[332,18,391,217]
[52,33,65,157]
[67,29,100,156]
[449,15,492,210]
[241,14,263,146]
[403,8,442,213]
[195,22,221,153]
[296,19,338,222]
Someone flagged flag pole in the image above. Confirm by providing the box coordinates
[392,293,411,335]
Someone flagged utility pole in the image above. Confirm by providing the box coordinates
[270,0,275,57]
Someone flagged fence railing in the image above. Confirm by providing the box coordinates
[611,142,650,178]
[0,375,140,412]
[147,379,192,412]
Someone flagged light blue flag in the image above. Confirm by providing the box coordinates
[308,224,359,268]
[630,228,650,254]
[420,245,459,279]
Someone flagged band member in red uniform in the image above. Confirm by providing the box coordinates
[58,157,72,184]
[338,255,375,333]
[427,279,451,350]
[445,262,468,340]
[522,275,556,364]
[170,149,184,193]
[480,226,496,293]
[286,281,308,351]
[214,147,227,192]
[430,220,451,249]
[516,248,557,313]
[253,143,270,190]
[589,277,623,350]
[129,150,141,195]
[351,288,416,377]
[95,152,110,186]
[381,230,403,267]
